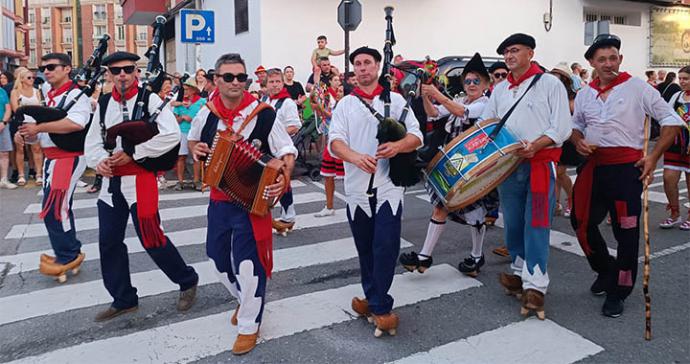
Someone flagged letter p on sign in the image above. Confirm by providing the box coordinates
[185,14,206,39]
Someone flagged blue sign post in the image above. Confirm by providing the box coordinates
[181,9,215,44]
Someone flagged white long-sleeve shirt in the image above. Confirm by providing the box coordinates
[572,77,684,149]
[187,100,298,160]
[38,88,92,149]
[430,95,489,134]
[266,97,301,129]
[328,92,423,217]
[481,72,572,146]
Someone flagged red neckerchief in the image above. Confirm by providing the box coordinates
[351,84,384,100]
[46,81,74,107]
[212,90,256,126]
[208,87,219,102]
[269,87,291,100]
[684,90,690,97]
[589,72,632,98]
[112,79,140,103]
[507,62,544,90]
[327,87,338,99]
[184,94,201,104]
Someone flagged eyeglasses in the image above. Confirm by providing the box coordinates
[219,72,248,83]
[464,79,481,86]
[108,65,137,75]
[493,72,508,79]
[38,64,67,72]
[503,47,523,56]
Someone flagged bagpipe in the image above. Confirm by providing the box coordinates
[360,6,420,196]
[15,34,111,152]
[100,16,180,172]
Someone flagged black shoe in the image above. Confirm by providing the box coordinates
[9,170,18,183]
[398,251,433,273]
[94,305,138,322]
[602,296,624,318]
[28,168,36,179]
[590,274,609,296]
[458,255,485,277]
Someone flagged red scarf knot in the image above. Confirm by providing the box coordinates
[528,147,562,228]
[572,147,642,255]
[212,91,256,126]
[507,62,544,90]
[589,72,632,98]
[269,88,291,100]
[47,81,75,107]
[184,94,201,104]
[327,87,338,99]
[351,84,384,100]
[112,79,140,103]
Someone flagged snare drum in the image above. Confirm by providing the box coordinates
[424,118,523,211]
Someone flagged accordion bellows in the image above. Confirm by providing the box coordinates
[203,129,284,216]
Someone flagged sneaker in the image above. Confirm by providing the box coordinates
[76,179,88,188]
[173,182,183,191]
[314,206,336,217]
[0,179,18,189]
[680,220,690,231]
[94,305,138,322]
[457,255,485,277]
[563,208,571,218]
[602,296,624,318]
[194,181,203,191]
[177,283,197,311]
[590,274,609,296]
[659,216,682,229]
[157,176,167,190]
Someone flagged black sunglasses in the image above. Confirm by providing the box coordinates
[493,72,508,79]
[38,64,67,72]
[464,78,481,86]
[219,72,248,83]
[108,65,137,75]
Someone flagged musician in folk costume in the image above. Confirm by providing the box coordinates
[399,53,497,277]
[188,53,296,355]
[16,53,91,281]
[329,46,423,336]
[569,35,684,317]
[84,52,199,321]
[262,68,300,234]
[480,34,571,319]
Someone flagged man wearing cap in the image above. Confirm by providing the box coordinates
[329,46,423,336]
[488,61,509,95]
[481,33,571,319]
[263,68,300,234]
[188,53,296,354]
[399,53,496,277]
[84,51,199,321]
[173,78,207,191]
[16,53,91,281]
[248,65,267,97]
[570,34,684,317]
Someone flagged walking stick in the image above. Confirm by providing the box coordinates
[642,116,652,341]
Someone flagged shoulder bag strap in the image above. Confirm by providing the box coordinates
[488,73,543,140]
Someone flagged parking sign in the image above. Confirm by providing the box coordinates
[181,9,214,44]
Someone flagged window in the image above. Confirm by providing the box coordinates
[116,25,125,41]
[61,8,71,23]
[29,29,35,44]
[115,6,122,21]
[583,9,638,26]
[43,32,51,45]
[41,7,50,25]
[29,50,36,65]
[28,9,35,24]
[62,28,72,43]
[94,25,106,38]
[136,25,147,41]
[234,0,248,34]
[94,4,106,21]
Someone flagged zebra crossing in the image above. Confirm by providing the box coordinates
[0,176,639,363]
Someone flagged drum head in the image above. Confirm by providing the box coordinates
[425,118,523,211]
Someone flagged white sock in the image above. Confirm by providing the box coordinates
[470,224,486,258]
[419,219,446,259]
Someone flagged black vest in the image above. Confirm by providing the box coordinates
[200,106,276,156]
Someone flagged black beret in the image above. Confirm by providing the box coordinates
[496,33,536,55]
[204,69,215,80]
[349,46,382,64]
[584,33,621,60]
[488,61,508,73]
[102,51,140,66]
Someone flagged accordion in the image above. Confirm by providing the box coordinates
[203,129,285,216]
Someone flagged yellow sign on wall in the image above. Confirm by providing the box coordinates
[650,6,690,66]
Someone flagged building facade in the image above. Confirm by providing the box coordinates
[128,0,689,83]
[1,0,30,70]
[27,0,152,69]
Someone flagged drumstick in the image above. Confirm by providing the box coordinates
[642,116,652,341]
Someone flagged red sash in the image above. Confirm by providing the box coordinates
[112,162,167,249]
[528,148,562,228]
[573,147,642,254]
[39,147,82,221]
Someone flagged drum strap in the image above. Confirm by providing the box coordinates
[487,73,542,141]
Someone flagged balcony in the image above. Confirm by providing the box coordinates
[121,0,166,25]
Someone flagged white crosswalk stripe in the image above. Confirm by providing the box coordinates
[1,178,611,363]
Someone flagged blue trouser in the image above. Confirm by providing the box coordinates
[346,193,402,315]
[278,187,295,222]
[42,156,83,264]
[206,200,267,334]
[497,162,556,293]
[98,177,198,309]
